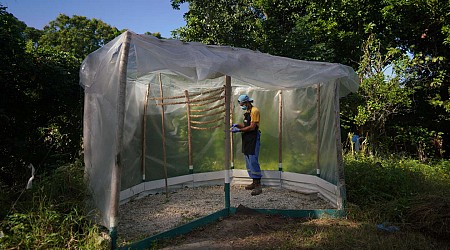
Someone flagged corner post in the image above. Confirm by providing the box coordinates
[224,76,232,209]
[110,30,131,249]
[334,81,347,213]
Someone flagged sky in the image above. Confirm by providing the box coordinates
[1,0,189,38]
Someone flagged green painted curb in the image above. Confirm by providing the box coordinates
[118,208,231,250]
[224,183,230,208]
[117,207,345,249]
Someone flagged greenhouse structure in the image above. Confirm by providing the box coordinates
[80,30,359,249]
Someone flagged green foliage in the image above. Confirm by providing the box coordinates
[345,156,450,238]
[345,156,423,207]
[0,206,106,249]
[39,14,122,59]
[354,33,415,152]
[0,160,109,249]
[391,126,444,161]
[1,5,36,189]
[144,31,162,39]
[0,5,27,61]
[172,0,264,50]
[172,0,450,159]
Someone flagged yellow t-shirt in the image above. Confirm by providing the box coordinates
[250,106,260,128]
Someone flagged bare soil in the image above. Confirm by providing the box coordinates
[158,205,309,250]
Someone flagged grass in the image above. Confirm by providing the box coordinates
[262,218,448,250]
[0,160,108,249]
[344,155,450,240]
[1,155,449,249]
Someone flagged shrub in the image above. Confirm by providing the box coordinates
[0,159,108,249]
[344,155,450,240]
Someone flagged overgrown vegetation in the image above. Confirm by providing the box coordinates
[345,155,450,240]
[1,156,449,249]
[0,160,109,249]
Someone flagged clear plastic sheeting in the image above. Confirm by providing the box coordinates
[80,31,359,228]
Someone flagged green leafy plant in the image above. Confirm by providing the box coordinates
[0,160,109,249]
[345,155,450,239]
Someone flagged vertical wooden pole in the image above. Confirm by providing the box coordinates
[224,76,231,209]
[159,73,169,198]
[110,30,131,250]
[230,103,234,169]
[278,90,283,188]
[316,83,321,177]
[141,83,151,181]
[334,82,347,211]
[278,90,283,172]
[184,90,194,174]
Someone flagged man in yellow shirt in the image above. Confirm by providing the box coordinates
[231,94,262,195]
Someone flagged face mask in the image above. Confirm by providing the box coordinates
[241,105,247,110]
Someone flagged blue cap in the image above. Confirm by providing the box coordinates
[238,94,253,103]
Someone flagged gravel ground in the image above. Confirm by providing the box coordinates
[118,184,334,243]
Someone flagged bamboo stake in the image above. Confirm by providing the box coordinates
[190,116,224,125]
[188,96,224,106]
[141,83,151,181]
[224,77,231,209]
[185,90,193,174]
[190,108,226,118]
[150,86,224,100]
[191,103,224,113]
[334,82,346,210]
[154,95,224,106]
[110,30,131,250]
[159,73,169,198]
[191,124,222,130]
[230,101,234,169]
[278,90,283,173]
[316,83,321,177]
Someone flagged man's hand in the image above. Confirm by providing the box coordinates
[231,123,239,128]
[230,127,241,133]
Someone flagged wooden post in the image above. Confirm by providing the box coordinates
[278,90,283,172]
[334,82,347,211]
[230,103,234,169]
[110,30,131,250]
[316,83,321,177]
[224,76,231,209]
[141,83,151,181]
[159,73,169,198]
[185,90,194,174]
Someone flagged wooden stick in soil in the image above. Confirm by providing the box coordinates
[316,83,321,177]
[110,30,131,249]
[278,90,283,173]
[230,99,234,169]
[224,77,231,208]
[141,83,151,181]
[159,73,169,198]
[185,90,193,174]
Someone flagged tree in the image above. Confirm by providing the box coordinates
[172,0,264,50]
[0,7,85,192]
[354,33,414,154]
[171,0,450,158]
[144,31,162,39]
[0,4,32,188]
[38,14,122,59]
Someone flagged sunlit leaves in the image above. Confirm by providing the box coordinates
[38,14,122,59]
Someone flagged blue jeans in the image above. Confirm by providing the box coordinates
[244,131,262,179]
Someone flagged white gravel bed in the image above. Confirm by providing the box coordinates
[118,185,333,242]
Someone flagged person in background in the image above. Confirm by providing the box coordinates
[230,94,262,195]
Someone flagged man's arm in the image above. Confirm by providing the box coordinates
[239,122,257,132]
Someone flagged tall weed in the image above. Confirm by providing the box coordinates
[0,160,108,249]
[344,155,450,240]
